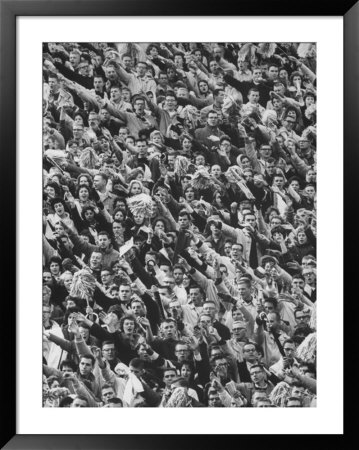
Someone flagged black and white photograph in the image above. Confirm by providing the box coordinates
[41,41,318,409]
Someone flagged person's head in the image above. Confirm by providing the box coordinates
[93,172,108,192]
[49,256,62,276]
[230,242,244,261]
[48,73,60,92]
[129,358,145,377]
[267,64,279,81]
[97,231,111,251]
[184,186,196,202]
[119,314,136,335]
[60,271,73,292]
[243,212,256,228]
[101,383,116,404]
[198,79,209,94]
[231,320,247,340]
[135,60,148,77]
[207,111,219,127]
[236,278,252,301]
[119,283,132,303]
[286,396,302,407]
[178,210,191,230]
[266,312,281,332]
[163,367,177,387]
[243,342,259,363]
[211,355,229,379]
[250,364,266,384]
[160,319,177,340]
[101,340,116,362]
[213,88,225,106]
[292,274,305,292]
[93,74,105,92]
[135,138,148,157]
[259,144,272,161]
[189,285,204,307]
[263,298,277,314]
[60,359,77,377]
[294,308,311,327]
[251,390,268,407]
[179,360,195,382]
[71,395,88,408]
[172,264,185,285]
[207,389,223,407]
[202,300,217,319]
[133,96,146,115]
[78,354,95,377]
[88,111,100,130]
[175,341,191,362]
[164,92,177,111]
[247,87,260,104]
[283,116,296,130]
[130,298,146,317]
[272,173,285,189]
[89,251,102,270]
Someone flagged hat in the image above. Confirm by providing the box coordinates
[271,225,288,237]
[232,321,247,329]
[260,255,278,267]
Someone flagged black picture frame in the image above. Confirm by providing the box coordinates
[1,0,354,448]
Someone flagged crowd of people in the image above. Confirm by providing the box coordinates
[42,42,317,408]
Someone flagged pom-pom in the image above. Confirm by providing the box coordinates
[127,193,154,218]
[297,43,315,59]
[269,381,291,407]
[191,168,214,190]
[174,156,191,177]
[296,332,316,363]
[237,43,256,61]
[79,147,99,169]
[257,43,277,58]
[69,269,96,302]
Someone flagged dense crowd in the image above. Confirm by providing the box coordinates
[42,42,317,408]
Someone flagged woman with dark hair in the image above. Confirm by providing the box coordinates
[61,306,81,341]
[179,360,204,403]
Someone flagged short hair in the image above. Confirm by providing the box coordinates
[178,210,191,220]
[101,383,115,392]
[207,110,218,118]
[59,359,77,372]
[283,339,295,347]
[107,397,123,405]
[80,353,95,365]
[248,87,260,95]
[72,394,89,406]
[136,61,148,68]
[129,358,145,370]
[249,363,265,373]
[95,172,109,183]
[213,88,225,97]
[98,231,110,239]
[286,396,302,406]
[163,367,177,376]
[219,134,231,144]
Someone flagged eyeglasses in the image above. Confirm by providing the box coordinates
[176,349,189,353]
[215,363,228,369]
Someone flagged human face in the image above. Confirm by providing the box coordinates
[268,66,279,80]
[305,95,315,107]
[252,69,262,82]
[295,311,310,326]
[50,262,60,276]
[131,301,144,317]
[213,358,228,378]
[232,323,247,340]
[42,306,52,324]
[303,271,316,286]
[113,222,123,237]
[244,214,256,228]
[304,186,316,198]
[259,146,272,160]
[283,343,296,359]
[102,343,116,361]
[243,344,258,362]
[297,231,307,245]
[237,283,251,300]
[208,393,222,407]
[43,272,52,285]
[106,66,117,80]
[163,370,177,387]
[207,113,218,127]
[123,319,135,335]
[98,234,110,250]
[72,398,88,407]
[209,61,219,73]
[250,367,265,384]
[78,326,89,341]
[48,76,59,92]
[119,285,131,303]
[184,188,195,201]
[195,155,205,166]
[203,302,216,318]
[199,81,209,93]
[102,387,115,404]
[248,90,260,104]
[110,88,121,102]
[266,313,279,331]
[175,344,190,362]
[130,182,142,196]
[181,364,192,380]
[162,321,177,339]
[79,357,93,376]
[273,176,284,189]
[78,187,89,201]
[306,170,316,183]
[292,277,305,291]
[178,214,190,230]
[241,157,251,169]
[62,273,73,291]
[90,252,102,269]
[189,288,202,307]
[93,77,104,92]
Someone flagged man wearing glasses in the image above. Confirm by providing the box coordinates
[269,338,300,382]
